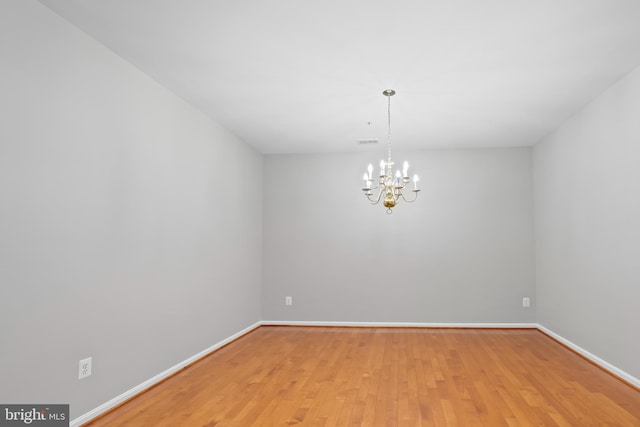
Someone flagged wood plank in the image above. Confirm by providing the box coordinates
[84,327,640,426]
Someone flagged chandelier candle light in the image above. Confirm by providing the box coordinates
[362,89,420,214]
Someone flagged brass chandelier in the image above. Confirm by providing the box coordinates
[362,89,420,214]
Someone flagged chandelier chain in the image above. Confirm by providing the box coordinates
[387,92,392,166]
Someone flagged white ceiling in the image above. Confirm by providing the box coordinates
[39,0,640,154]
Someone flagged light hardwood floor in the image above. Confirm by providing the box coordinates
[85,327,640,426]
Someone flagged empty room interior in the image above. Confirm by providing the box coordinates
[1,1,639,426]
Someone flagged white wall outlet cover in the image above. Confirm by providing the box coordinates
[79,357,92,379]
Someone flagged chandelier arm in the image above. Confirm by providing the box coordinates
[400,190,420,203]
[365,188,384,205]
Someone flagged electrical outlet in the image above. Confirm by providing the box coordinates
[78,357,92,379]
[522,297,530,308]
[285,296,292,306]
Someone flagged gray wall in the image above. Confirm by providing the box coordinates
[533,66,640,379]
[0,1,262,419]
[262,149,536,323]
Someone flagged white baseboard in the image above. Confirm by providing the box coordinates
[70,321,262,427]
[536,324,639,389]
[261,320,538,328]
